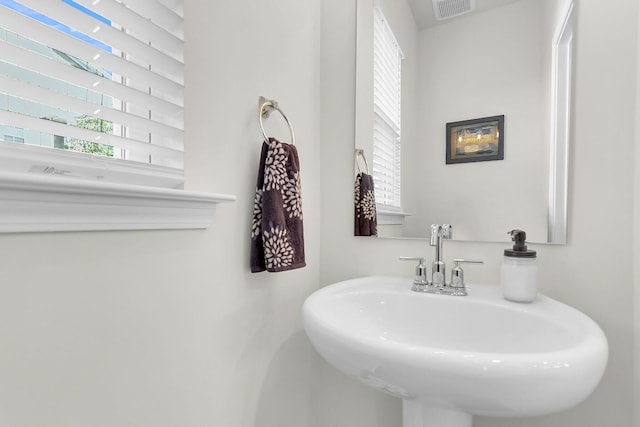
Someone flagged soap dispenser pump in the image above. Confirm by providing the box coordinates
[501,229,538,303]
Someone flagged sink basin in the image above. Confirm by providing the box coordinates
[302,277,607,426]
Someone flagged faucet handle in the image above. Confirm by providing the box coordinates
[450,259,483,289]
[399,257,428,285]
[430,225,438,245]
[430,224,452,246]
[452,258,483,265]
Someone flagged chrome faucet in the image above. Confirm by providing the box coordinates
[399,224,483,296]
[430,224,452,287]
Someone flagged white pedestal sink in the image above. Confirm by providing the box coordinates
[302,277,608,427]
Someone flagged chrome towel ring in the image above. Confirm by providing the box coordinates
[258,96,295,145]
[355,148,370,175]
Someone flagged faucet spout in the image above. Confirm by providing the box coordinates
[430,224,452,286]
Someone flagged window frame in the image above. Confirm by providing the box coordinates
[0,0,234,233]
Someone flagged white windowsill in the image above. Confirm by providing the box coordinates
[0,171,236,233]
[377,208,411,225]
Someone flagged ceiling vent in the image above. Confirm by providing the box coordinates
[432,0,475,20]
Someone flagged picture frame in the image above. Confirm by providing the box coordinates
[446,115,504,164]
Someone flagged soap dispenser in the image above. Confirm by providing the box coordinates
[501,229,538,303]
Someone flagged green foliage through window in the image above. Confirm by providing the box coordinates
[65,114,114,157]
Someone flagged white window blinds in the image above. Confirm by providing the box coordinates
[372,6,402,210]
[0,0,184,188]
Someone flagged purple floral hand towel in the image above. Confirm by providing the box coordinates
[354,172,377,236]
[251,138,305,272]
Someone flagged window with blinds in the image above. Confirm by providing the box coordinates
[372,6,403,210]
[0,0,184,188]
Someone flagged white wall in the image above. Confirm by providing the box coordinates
[320,1,637,427]
[185,1,324,426]
[0,1,325,426]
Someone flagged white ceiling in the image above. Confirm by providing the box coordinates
[407,0,523,29]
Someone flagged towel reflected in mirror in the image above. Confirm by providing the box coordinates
[354,172,377,237]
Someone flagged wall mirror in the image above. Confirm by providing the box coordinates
[355,0,574,243]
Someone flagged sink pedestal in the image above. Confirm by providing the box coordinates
[403,401,472,427]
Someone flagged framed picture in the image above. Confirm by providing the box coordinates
[446,115,504,164]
